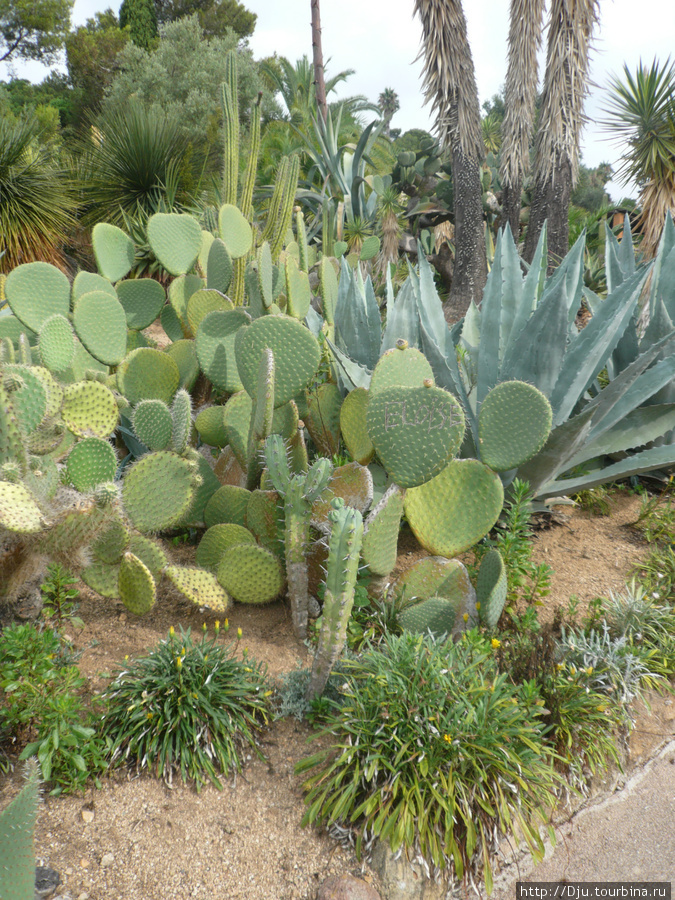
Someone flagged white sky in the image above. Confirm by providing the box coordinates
[6,0,675,201]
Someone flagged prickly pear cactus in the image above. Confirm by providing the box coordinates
[0,759,40,900]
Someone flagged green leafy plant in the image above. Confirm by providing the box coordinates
[101,624,270,790]
[0,622,107,795]
[475,479,552,608]
[634,477,675,545]
[40,563,82,630]
[297,631,561,893]
[571,485,614,517]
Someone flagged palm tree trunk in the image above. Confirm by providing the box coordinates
[310,0,328,123]
[413,0,487,321]
[500,0,546,239]
[522,0,600,266]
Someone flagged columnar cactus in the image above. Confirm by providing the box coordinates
[307,498,363,699]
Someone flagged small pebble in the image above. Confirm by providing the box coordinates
[77,894,90,900]
[100,853,114,868]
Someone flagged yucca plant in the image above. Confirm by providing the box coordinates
[602,58,675,259]
[79,102,204,227]
[0,116,77,271]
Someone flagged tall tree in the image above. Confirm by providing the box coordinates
[378,87,400,138]
[310,0,327,123]
[119,0,158,50]
[66,10,128,123]
[413,0,487,322]
[1,0,72,64]
[522,0,600,266]
[153,0,256,40]
[601,59,675,259]
[499,0,545,237]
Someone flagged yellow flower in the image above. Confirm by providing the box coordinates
[443,734,452,743]
[462,613,469,623]
[176,656,183,670]
[147,712,153,720]
[215,620,220,635]
[202,623,207,633]
[586,666,593,676]
[491,638,501,649]
[237,627,243,639]
[556,663,564,671]
[124,655,129,662]
[169,626,175,638]
[224,618,230,632]
[475,601,481,610]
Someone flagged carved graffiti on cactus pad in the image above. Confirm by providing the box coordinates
[383,400,460,432]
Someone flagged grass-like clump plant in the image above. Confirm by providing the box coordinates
[101,624,271,790]
[297,631,562,894]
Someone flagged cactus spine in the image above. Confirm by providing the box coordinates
[308,498,363,699]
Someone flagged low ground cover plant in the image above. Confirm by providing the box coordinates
[100,624,271,790]
[0,621,107,794]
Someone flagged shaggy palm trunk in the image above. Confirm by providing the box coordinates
[447,138,487,322]
[500,0,545,240]
[413,0,487,321]
[522,0,600,266]
[310,0,328,123]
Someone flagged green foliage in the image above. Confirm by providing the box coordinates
[65,11,129,122]
[40,563,82,630]
[0,115,76,271]
[153,0,256,39]
[119,0,158,51]
[101,625,270,790]
[0,0,73,64]
[475,479,552,608]
[298,631,561,891]
[0,622,107,795]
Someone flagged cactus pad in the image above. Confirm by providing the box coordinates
[218,204,253,259]
[38,314,76,374]
[72,271,117,303]
[62,381,119,438]
[216,542,283,604]
[311,462,373,531]
[168,274,204,334]
[194,405,228,448]
[478,380,552,472]
[367,383,465,488]
[115,278,166,331]
[404,459,504,557]
[285,255,311,319]
[235,315,321,408]
[196,308,250,392]
[165,566,230,612]
[65,437,117,491]
[476,548,507,628]
[203,483,250,529]
[0,482,44,532]
[5,261,71,332]
[246,489,283,557]
[306,383,342,457]
[399,596,458,637]
[195,523,256,571]
[164,340,200,391]
[369,342,434,396]
[3,365,47,435]
[132,399,173,451]
[92,223,135,282]
[117,348,180,406]
[73,290,128,365]
[361,483,405,576]
[122,451,197,532]
[128,532,168,575]
[147,212,202,276]
[187,288,234,336]
[206,237,233,293]
[339,387,374,465]
[392,556,468,605]
[91,517,129,565]
[119,552,156,615]
[0,759,40,900]
[82,560,121,598]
